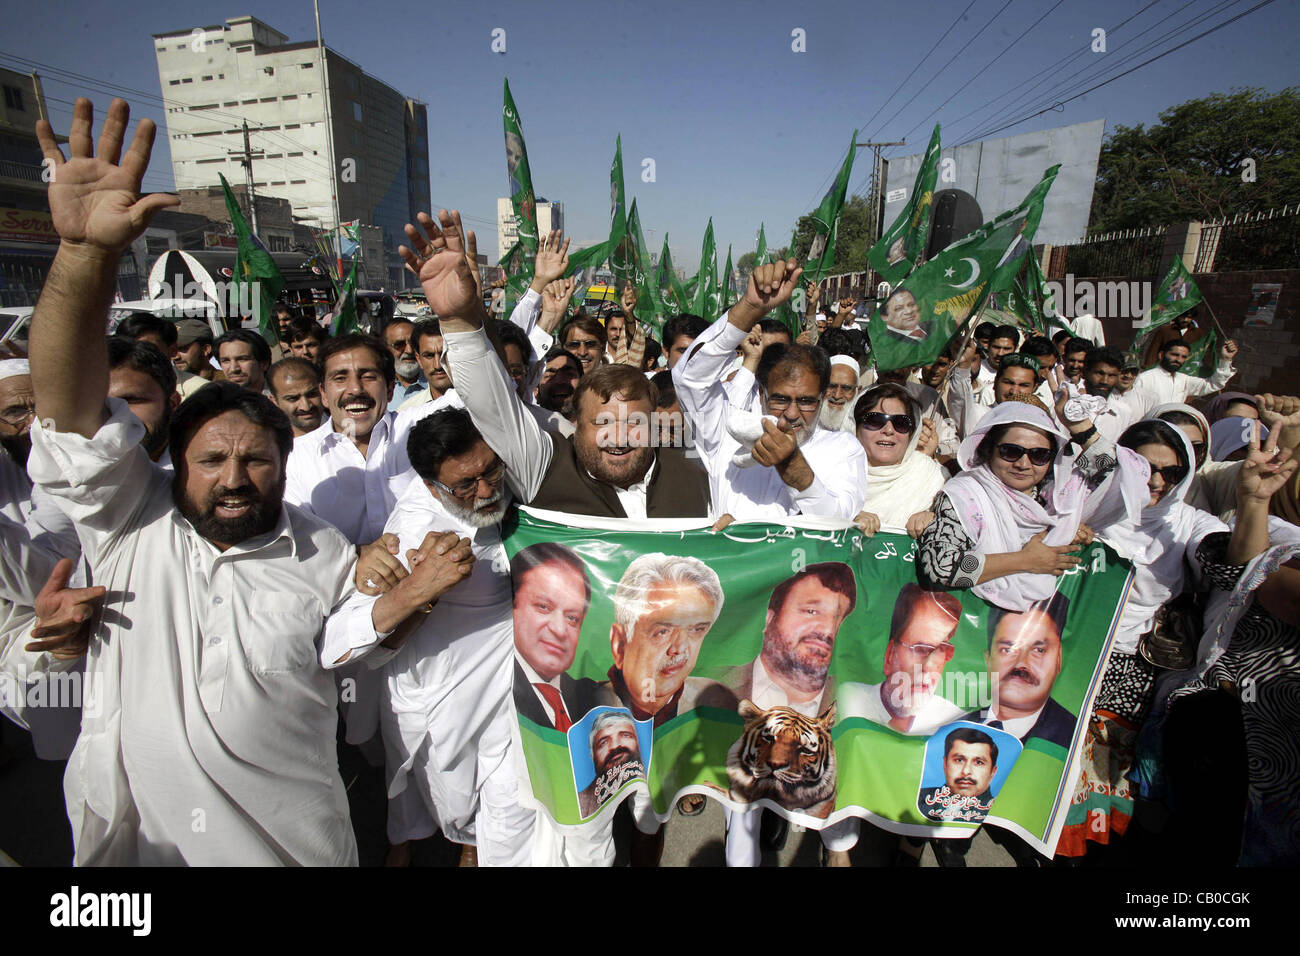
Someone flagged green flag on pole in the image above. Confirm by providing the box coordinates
[755,223,769,266]
[657,236,689,315]
[503,79,539,258]
[607,136,634,290]
[1133,257,1204,353]
[802,130,858,286]
[721,244,734,312]
[868,123,942,285]
[691,219,719,319]
[1180,329,1218,377]
[332,252,360,336]
[868,165,1060,371]
[219,173,284,344]
[625,199,662,334]
[1007,253,1064,336]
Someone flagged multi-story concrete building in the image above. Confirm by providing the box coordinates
[152,15,429,288]
[496,197,564,261]
[0,68,62,306]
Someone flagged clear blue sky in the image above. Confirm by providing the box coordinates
[8,0,1297,265]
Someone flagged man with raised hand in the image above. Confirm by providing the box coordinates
[1135,337,1239,406]
[24,97,472,865]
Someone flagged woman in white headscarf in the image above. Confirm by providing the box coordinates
[850,382,946,535]
[1054,416,1295,860]
[915,396,1147,611]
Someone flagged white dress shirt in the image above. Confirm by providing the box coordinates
[26,399,380,865]
[672,315,867,521]
[1135,359,1235,406]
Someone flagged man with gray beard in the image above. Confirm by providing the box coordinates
[384,317,427,412]
[344,406,537,865]
[818,355,861,433]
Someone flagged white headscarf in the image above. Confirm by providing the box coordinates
[857,387,945,527]
[0,359,30,381]
[1149,401,1239,518]
[1098,419,1228,653]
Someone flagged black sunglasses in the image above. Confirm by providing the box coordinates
[856,411,915,434]
[1150,463,1189,485]
[995,442,1054,467]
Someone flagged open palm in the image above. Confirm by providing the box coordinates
[400,211,480,318]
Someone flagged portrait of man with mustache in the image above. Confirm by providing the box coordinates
[918,726,1006,824]
[965,592,1075,750]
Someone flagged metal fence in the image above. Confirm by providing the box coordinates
[1194,206,1300,272]
[1047,226,1167,279]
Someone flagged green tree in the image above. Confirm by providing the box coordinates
[791,194,872,272]
[1090,87,1300,232]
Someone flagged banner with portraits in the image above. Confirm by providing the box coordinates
[504,508,1133,855]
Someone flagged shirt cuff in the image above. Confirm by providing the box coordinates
[716,314,749,350]
[320,594,385,670]
[527,325,553,358]
[443,324,495,359]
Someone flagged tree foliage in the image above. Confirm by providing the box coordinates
[1089,87,1300,232]
[790,194,872,271]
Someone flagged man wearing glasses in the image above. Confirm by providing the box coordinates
[672,259,867,522]
[839,585,966,735]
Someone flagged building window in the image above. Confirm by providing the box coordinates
[263,67,274,76]
[223,101,238,107]
[287,151,303,157]
[259,97,276,103]
[284,124,300,130]
[181,77,193,84]
[301,62,314,69]
[352,102,363,123]
[169,80,181,86]
[201,75,213,81]
[218,73,225,79]
[196,158,224,164]
[282,94,297,101]
[290,179,306,184]
[271,181,285,186]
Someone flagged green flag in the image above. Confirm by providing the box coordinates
[219,173,284,344]
[868,165,1060,371]
[691,219,720,319]
[657,236,689,315]
[332,252,360,336]
[1181,329,1218,377]
[868,123,942,285]
[606,136,634,289]
[503,80,539,260]
[1007,252,1064,336]
[755,223,769,266]
[801,130,858,286]
[721,244,734,312]
[1134,257,1204,352]
[625,200,663,334]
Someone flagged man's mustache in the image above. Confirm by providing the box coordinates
[1005,666,1039,686]
[660,651,690,673]
[603,747,635,768]
[337,393,375,409]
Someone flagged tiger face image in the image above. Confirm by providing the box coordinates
[726,700,837,819]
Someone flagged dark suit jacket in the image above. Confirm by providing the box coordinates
[511,661,611,731]
[965,696,1077,750]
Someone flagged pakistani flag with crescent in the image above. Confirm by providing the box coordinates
[801,130,858,286]
[692,218,720,319]
[625,199,663,333]
[1133,257,1204,355]
[868,165,1060,371]
[657,236,689,316]
[868,123,942,285]
[502,79,540,309]
[607,136,635,289]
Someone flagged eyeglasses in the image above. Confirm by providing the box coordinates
[995,442,1054,467]
[767,393,822,413]
[897,641,955,661]
[856,411,915,434]
[1149,463,1189,485]
[0,403,35,427]
[432,458,508,498]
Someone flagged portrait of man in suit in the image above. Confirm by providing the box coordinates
[600,553,736,726]
[511,542,607,731]
[717,562,857,715]
[880,288,930,342]
[918,726,1000,823]
[575,710,646,818]
[966,592,1075,750]
[838,585,965,735]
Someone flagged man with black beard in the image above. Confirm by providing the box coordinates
[535,346,581,415]
[1134,336,1238,406]
[22,96,471,864]
[354,406,537,865]
[576,711,646,818]
[384,316,426,412]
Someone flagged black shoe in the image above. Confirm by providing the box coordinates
[930,838,970,867]
[759,809,789,852]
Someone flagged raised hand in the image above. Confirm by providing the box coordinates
[539,277,575,334]
[532,230,571,287]
[626,321,646,370]
[25,559,107,660]
[1256,393,1300,453]
[917,417,939,457]
[464,228,483,301]
[743,259,803,314]
[621,281,638,317]
[37,98,179,254]
[1222,339,1239,362]
[1238,419,1298,504]
[740,325,764,363]
[400,210,481,320]
[804,282,821,316]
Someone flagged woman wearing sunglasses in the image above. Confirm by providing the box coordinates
[1057,415,1296,861]
[849,383,946,537]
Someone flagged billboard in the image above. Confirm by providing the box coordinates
[882,119,1105,247]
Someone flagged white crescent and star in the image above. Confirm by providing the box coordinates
[952,257,980,289]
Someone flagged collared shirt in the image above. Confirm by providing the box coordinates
[516,652,566,727]
[750,655,821,718]
[586,457,657,521]
[981,704,1043,741]
[285,411,400,546]
[673,313,867,522]
[1135,360,1235,406]
[26,398,376,865]
[388,375,427,413]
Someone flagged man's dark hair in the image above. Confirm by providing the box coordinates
[559,315,607,350]
[407,406,485,484]
[944,726,998,765]
[273,304,293,318]
[1021,336,1057,362]
[756,318,793,341]
[1162,337,1191,353]
[510,542,591,608]
[1085,346,1125,372]
[998,353,1041,376]
[542,345,583,373]
[107,336,178,398]
[572,363,657,413]
[974,321,997,342]
[990,325,1019,347]
[1064,337,1093,357]
[757,343,831,393]
[116,312,178,348]
[214,328,272,366]
[650,369,676,409]
[317,332,395,387]
[169,381,292,471]
[411,318,442,353]
[287,315,327,345]
[1122,419,1190,471]
[854,382,918,423]
[642,337,663,369]
[496,321,535,366]
[768,561,857,618]
[1052,329,1073,346]
[986,590,1070,651]
[267,356,320,396]
[889,584,961,645]
[662,314,708,350]
[818,328,856,359]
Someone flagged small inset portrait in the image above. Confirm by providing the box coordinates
[569,707,651,819]
[916,722,1021,824]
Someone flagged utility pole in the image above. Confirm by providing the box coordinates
[315,0,343,280]
[855,139,905,246]
[228,120,265,235]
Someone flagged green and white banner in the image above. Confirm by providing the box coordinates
[504,509,1132,855]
